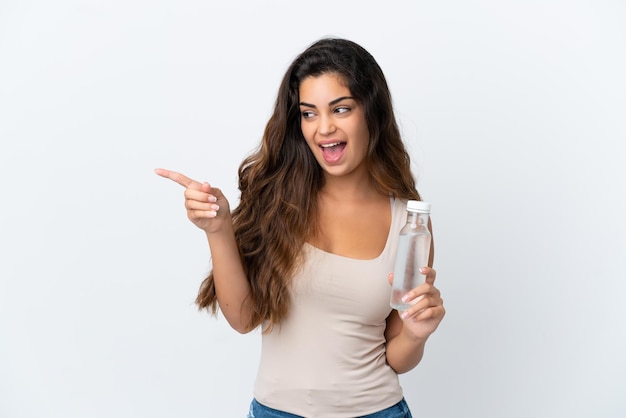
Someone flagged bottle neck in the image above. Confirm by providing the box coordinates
[407,211,430,228]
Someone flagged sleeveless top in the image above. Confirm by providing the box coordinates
[253,197,408,417]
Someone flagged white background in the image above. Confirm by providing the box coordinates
[1,1,625,417]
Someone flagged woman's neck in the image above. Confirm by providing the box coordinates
[320,173,384,203]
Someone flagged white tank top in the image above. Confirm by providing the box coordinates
[253,197,408,417]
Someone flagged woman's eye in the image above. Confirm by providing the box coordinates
[301,111,315,119]
[335,106,350,114]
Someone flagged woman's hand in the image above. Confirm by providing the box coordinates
[154,168,231,234]
[389,267,445,341]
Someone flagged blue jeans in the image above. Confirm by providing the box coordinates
[247,398,412,418]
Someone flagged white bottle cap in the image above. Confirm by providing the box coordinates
[407,200,431,213]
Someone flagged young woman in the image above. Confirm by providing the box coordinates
[156,38,445,418]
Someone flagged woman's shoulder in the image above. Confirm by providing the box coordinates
[391,196,409,212]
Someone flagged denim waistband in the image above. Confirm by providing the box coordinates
[247,398,412,418]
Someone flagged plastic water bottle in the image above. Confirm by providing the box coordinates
[390,200,432,310]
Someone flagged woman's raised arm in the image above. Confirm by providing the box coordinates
[155,168,254,333]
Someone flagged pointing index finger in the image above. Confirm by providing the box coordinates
[154,168,203,190]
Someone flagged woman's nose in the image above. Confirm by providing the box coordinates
[319,115,337,136]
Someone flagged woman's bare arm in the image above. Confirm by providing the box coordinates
[155,168,254,333]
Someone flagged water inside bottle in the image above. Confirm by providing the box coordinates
[390,233,430,310]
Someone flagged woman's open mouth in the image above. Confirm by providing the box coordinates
[320,142,347,163]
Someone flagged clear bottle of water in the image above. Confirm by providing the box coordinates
[390,200,432,311]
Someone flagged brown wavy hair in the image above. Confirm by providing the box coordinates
[196,38,420,331]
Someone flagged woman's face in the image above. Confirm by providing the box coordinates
[299,73,370,180]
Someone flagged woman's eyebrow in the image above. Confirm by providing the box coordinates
[299,96,354,108]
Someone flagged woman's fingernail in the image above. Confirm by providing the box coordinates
[208,196,217,203]
[419,267,427,273]
[211,204,220,211]
[402,294,410,303]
